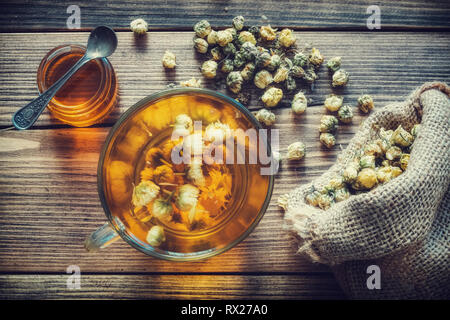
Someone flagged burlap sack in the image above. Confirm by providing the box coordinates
[279,82,450,299]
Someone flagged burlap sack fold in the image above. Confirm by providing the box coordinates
[280,82,450,299]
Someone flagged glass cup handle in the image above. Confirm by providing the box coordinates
[84,222,121,252]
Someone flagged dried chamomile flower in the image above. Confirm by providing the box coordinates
[291,91,308,114]
[319,133,336,148]
[226,71,244,94]
[267,55,282,72]
[364,143,383,158]
[180,77,201,88]
[152,198,174,219]
[411,124,420,139]
[130,18,148,35]
[233,51,247,68]
[176,184,199,211]
[335,187,350,202]
[173,114,193,136]
[210,47,223,61]
[194,38,208,54]
[188,163,206,187]
[303,67,318,83]
[353,168,378,190]
[360,154,376,169]
[400,154,409,170]
[293,52,308,67]
[337,105,353,123]
[217,29,234,47]
[240,42,258,60]
[286,141,306,160]
[132,180,160,207]
[391,125,414,147]
[342,162,359,183]
[240,62,255,81]
[232,15,245,31]
[206,30,218,45]
[319,115,338,133]
[278,28,296,47]
[194,20,211,38]
[162,50,176,69]
[201,60,218,78]
[254,109,276,126]
[223,42,237,55]
[357,94,374,113]
[220,59,234,73]
[238,31,257,45]
[261,87,283,107]
[225,27,237,40]
[260,25,277,41]
[273,66,289,83]
[305,189,322,207]
[248,25,259,36]
[254,70,273,89]
[204,121,231,142]
[326,56,341,72]
[385,146,402,161]
[376,166,394,184]
[146,225,166,247]
[332,69,349,87]
[317,193,334,210]
[255,49,272,68]
[290,66,305,79]
[324,94,343,112]
[309,47,324,67]
[285,75,297,91]
[391,166,403,177]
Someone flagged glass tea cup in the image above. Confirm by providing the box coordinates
[85,88,274,261]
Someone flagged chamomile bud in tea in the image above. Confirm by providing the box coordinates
[291,91,308,114]
[411,124,420,139]
[335,187,350,202]
[267,55,282,72]
[204,121,231,142]
[132,181,160,207]
[324,94,344,112]
[392,125,414,147]
[176,184,199,211]
[357,94,374,113]
[220,59,234,73]
[152,198,174,219]
[201,60,218,78]
[255,108,276,126]
[233,51,247,68]
[210,47,223,61]
[240,42,258,60]
[286,141,306,160]
[309,48,324,67]
[226,71,244,93]
[332,69,349,87]
[216,30,234,47]
[260,25,277,41]
[238,31,257,45]
[360,155,376,169]
[173,114,193,137]
[223,43,236,56]
[180,77,202,88]
[254,70,273,89]
[326,56,341,73]
[261,87,283,107]
[400,153,410,170]
[232,15,245,31]
[255,49,272,68]
[162,50,176,69]
[146,225,166,247]
[206,30,218,45]
[319,133,336,148]
[337,105,354,123]
[194,20,212,38]
[293,52,308,67]
[385,146,402,161]
[278,28,296,47]
[188,163,206,187]
[319,115,338,133]
[353,168,378,190]
[130,18,148,35]
[240,62,255,81]
[194,38,209,54]
[273,66,289,83]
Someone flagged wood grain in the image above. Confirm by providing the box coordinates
[0,0,449,31]
[0,274,345,299]
[0,106,362,274]
[0,31,449,128]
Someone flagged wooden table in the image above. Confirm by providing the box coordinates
[0,1,449,300]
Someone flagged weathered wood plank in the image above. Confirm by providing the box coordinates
[0,0,449,31]
[0,274,345,299]
[0,31,448,128]
[0,107,362,273]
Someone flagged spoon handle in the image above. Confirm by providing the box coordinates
[12,54,91,130]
